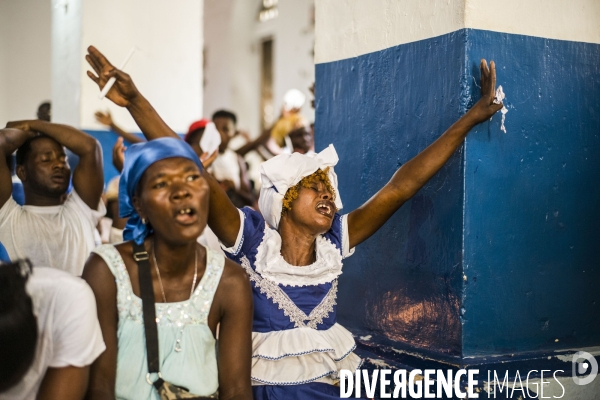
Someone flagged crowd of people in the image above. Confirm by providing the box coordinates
[0,44,503,399]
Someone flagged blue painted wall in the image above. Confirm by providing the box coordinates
[315,29,600,359]
[462,30,600,356]
[316,31,468,356]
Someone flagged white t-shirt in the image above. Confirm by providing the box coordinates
[0,190,105,275]
[1,267,105,399]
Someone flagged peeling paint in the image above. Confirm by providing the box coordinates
[366,358,393,369]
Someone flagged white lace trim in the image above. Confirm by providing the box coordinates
[341,214,356,258]
[254,226,344,287]
[250,349,363,386]
[252,323,356,361]
[240,256,337,329]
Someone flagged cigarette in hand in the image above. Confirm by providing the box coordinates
[98,46,137,100]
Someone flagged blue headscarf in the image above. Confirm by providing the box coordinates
[119,137,203,244]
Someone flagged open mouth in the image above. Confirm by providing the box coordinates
[174,207,198,224]
[316,201,334,218]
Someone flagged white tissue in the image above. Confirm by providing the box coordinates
[493,85,508,133]
[200,122,221,155]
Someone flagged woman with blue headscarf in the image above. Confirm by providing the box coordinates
[86,46,503,399]
[82,137,253,399]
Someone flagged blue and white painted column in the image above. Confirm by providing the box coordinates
[51,0,203,185]
[315,0,599,395]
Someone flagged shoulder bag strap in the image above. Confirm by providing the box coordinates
[133,241,160,374]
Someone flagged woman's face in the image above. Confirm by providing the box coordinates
[135,158,209,244]
[283,178,336,234]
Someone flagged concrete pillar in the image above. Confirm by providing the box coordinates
[51,0,203,184]
[315,0,599,394]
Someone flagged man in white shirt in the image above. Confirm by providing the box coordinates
[0,120,105,275]
[0,260,105,399]
[210,110,256,208]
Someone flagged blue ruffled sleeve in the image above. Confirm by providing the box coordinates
[221,207,266,267]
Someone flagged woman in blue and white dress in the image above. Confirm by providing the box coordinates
[85,45,503,399]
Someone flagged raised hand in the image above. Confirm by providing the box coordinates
[86,46,139,107]
[5,120,33,132]
[112,137,126,173]
[467,59,504,124]
[200,150,218,169]
[95,110,113,127]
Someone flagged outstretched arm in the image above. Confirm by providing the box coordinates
[234,127,272,157]
[347,60,503,248]
[95,110,144,144]
[9,120,104,210]
[86,46,241,245]
[0,128,35,207]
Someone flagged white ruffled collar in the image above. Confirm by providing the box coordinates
[254,226,343,287]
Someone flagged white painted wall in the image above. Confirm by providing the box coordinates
[203,0,315,137]
[0,0,52,125]
[78,0,203,133]
[465,0,600,45]
[315,0,600,64]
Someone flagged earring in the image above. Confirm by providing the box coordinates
[142,218,147,225]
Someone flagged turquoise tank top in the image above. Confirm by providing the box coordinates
[93,244,224,399]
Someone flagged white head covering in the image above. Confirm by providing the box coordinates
[282,88,306,111]
[258,144,343,229]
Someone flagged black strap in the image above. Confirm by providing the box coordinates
[133,241,160,374]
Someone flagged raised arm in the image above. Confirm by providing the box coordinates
[347,60,503,248]
[0,128,35,207]
[234,127,272,157]
[21,120,103,210]
[85,46,241,245]
[95,110,144,144]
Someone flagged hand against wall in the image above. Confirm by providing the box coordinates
[467,60,504,124]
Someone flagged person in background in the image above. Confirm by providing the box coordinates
[37,101,51,122]
[269,89,309,150]
[286,124,314,155]
[0,121,105,275]
[208,111,256,208]
[104,175,126,244]
[0,259,105,399]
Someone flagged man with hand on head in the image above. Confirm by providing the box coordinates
[0,120,105,275]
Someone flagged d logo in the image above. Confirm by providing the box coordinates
[572,351,598,386]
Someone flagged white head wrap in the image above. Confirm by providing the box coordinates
[258,144,343,229]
